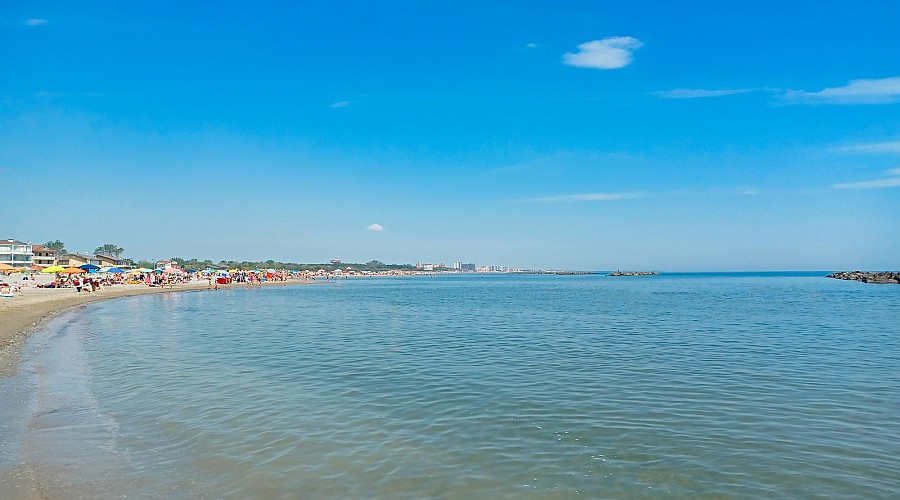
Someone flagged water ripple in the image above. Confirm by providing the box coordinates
[18,275,900,498]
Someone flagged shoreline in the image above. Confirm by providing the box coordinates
[0,278,318,379]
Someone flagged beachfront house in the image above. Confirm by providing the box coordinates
[31,244,56,267]
[0,239,33,268]
[89,255,117,267]
[156,259,180,270]
[89,254,134,269]
[56,254,91,268]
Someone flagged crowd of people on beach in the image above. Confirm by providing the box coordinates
[0,263,333,300]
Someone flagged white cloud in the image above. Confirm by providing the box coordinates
[25,19,47,26]
[838,140,900,154]
[655,88,753,99]
[563,37,643,69]
[834,168,900,190]
[330,100,351,108]
[784,77,900,104]
[526,42,537,49]
[523,192,644,203]
[366,223,384,232]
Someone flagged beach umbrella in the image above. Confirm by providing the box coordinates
[163,267,184,274]
[59,267,84,274]
[79,264,100,271]
[0,263,15,272]
[107,267,125,274]
[42,265,65,273]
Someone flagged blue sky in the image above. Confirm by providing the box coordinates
[2,1,899,270]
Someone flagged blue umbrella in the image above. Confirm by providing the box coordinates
[107,267,125,274]
[79,264,101,272]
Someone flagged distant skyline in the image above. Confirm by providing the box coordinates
[2,2,899,271]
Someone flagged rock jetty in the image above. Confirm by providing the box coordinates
[609,271,659,277]
[826,271,900,284]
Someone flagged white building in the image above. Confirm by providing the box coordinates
[0,239,34,268]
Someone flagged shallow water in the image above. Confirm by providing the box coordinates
[2,274,899,498]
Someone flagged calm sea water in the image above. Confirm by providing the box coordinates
[2,273,898,498]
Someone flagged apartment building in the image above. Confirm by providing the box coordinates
[31,244,57,267]
[56,254,91,267]
[0,239,34,268]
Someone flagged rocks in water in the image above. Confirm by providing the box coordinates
[609,271,659,277]
[826,271,900,284]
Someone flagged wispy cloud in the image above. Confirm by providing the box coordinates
[25,19,47,26]
[329,100,352,108]
[366,223,384,232]
[655,88,754,99]
[837,140,900,154]
[522,192,644,203]
[563,37,643,70]
[834,168,900,190]
[783,77,900,105]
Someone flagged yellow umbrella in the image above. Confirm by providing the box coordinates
[0,263,15,272]
[59,267,84,275]
[42,265,65,273]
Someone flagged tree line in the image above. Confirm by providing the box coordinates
[43,240,125,258]
[40,241,415,272]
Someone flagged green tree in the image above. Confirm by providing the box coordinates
[44,240,67,256]
[95,243,125,257]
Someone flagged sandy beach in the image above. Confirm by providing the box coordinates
[0,273,315,378]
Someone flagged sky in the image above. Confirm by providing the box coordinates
[2,1,899,271]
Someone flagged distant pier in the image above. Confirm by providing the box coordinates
[826,271,900,284]
[608,271,659,277]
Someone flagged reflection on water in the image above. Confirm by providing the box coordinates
[3,274,899,498]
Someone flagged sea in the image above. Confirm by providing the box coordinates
[1,272,898,499]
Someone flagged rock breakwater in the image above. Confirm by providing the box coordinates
[826,271,900,284]
[609,271,659,277]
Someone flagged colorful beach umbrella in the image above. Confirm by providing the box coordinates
[59,267,84,274]
[42,265,65,273]
[79,264,101,271]
[107,267,125,274]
